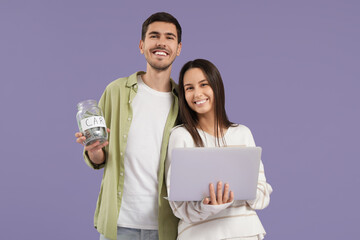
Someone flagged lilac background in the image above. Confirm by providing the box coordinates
[1,0,359,239]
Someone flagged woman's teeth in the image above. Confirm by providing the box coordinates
[195,99,207,104]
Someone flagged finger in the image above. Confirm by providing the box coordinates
[75,132,83,138]
[88,141,109,153]
[223,183,229,203]
[98,141,109,149]
[76,136,86,145]
[84,141,101,152]
[107,128,110,133]
[217,181,223,204]
[203,198,210,204]
[229,191,234,203]
[209,183,217,205]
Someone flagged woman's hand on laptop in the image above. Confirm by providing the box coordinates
[203,181,234,205]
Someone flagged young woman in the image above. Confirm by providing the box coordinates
[165,59,273,240]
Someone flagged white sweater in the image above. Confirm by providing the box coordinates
[165,125,273,240]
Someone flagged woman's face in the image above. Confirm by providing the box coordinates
[183,68,215,118]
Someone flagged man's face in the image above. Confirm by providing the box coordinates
[139,21,182,71]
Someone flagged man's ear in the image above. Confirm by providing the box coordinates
[176,42,182,56]
[139,40,144,54]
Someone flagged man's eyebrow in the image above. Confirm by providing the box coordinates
[165,32,177,38]
[148,31,160,35]
[148,31,177,38]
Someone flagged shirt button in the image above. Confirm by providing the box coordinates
[128,117,131,121]
[118,192,122,196]
[120,172,124,176]
[123,135,126,139]
[120,152,123,156]
[128,100,131,103]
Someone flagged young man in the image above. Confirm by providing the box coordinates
[75,12,182,240]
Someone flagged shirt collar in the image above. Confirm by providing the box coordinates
[126,71,178,96]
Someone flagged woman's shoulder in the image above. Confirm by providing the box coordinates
[229,123,252,134]
[170,124,192,137]
[229,123,254,138]
[228,123,256,146]
[169,125,194,144]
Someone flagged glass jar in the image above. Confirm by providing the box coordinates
[76,99,108,146]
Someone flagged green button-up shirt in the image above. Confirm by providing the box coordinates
[84,72,179,240]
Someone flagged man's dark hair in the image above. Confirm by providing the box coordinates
[141,12,182,43]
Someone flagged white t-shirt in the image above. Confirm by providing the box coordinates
[117,75,173,229]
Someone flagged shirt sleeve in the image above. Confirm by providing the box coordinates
[244,127,273,210]
[165,128,233,223]
[83,86,108,170]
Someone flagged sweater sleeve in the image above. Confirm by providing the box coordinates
[246,160,273,209]
[244,127,273,210]
[165,127,233,223]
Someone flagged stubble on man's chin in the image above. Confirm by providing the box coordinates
[150,65,170,72]
[148,59,175,72]
[149,63,171,72]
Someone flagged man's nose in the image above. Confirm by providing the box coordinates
[156,36,166,48]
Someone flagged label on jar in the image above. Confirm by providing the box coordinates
[80,116,107,131]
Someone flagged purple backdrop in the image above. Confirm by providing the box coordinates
[1,0,359,239]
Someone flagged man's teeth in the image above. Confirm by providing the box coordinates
[195,99,207,104]
[155,51,167,56]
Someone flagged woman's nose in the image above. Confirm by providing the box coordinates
[194,88,203,97]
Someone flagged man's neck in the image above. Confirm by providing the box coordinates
[141,65,172,92]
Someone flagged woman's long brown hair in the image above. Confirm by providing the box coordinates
[178,59,236,147]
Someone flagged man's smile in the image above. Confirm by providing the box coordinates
[152,49,169,56]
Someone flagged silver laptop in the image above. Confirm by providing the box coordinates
[168,146,261,201]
